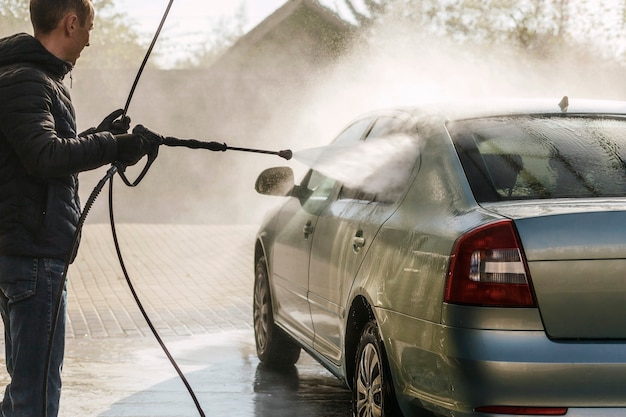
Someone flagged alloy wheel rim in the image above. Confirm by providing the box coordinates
[355,343,383,417]
[253,272,269,352]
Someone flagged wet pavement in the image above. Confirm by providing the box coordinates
[0,224,352,417]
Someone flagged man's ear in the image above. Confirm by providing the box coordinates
[63,13,79,36]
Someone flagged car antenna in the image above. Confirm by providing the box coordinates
[558,96,569,113]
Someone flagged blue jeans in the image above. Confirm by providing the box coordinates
[0,257,67,417]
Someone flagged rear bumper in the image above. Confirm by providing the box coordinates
[377,308,626,416]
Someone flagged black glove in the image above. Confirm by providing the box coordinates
[81,109,131,136]
[132,125,165,145]
[115,125,163,166]
[98,109,131,134]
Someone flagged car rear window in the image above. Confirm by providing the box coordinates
[450,116,626,202]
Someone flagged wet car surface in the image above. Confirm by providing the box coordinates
[253,98,626,416]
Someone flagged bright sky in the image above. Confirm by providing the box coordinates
[114,0,286,33]
[111,0,352,67]
[111,0,284,66]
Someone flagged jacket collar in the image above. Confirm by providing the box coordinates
[0,33,73,80]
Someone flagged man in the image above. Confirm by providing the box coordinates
[0,1,159,416]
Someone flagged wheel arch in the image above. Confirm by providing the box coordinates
[254,236,272,276]
[344,295,376,390]
[254,238,265,267]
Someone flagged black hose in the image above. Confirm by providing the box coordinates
[122,0,174,118]
[43,164,119,415]
[42,163,206,417]
[107,174,206,417]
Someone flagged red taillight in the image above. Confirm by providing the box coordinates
[445,220,536,307]
[475,406,567,415]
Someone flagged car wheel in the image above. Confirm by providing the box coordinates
[253,256,301,368]
[354,320,401,417]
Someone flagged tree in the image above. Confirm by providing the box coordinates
[566,0,626,63]
[0,0,30,36]
[340,0,626,64]
[342,0,388,27]
[82,0,150,68]
[355,0,568,48]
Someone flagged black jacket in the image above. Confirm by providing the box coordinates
[0,33,118,262]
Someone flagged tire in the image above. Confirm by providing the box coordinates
[353,320,402,417]
[253,256,301,369]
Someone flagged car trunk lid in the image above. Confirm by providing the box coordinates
[483,200,626,339]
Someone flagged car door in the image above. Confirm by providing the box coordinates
[270,117,376,345]
[308,112,420,363]
[271,170,337,344]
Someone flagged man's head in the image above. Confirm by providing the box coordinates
[30,0,94,65]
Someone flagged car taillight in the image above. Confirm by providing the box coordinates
[445,220,536,307]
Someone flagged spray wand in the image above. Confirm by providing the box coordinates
[161,136,292,160]
[116,128,292,188]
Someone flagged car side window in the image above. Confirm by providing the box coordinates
[339,114,420,204]
[305,170,336,201]
[332,117,375,146]
[367,115,415,139]
[293,117,377,214]
[299,169,338,214]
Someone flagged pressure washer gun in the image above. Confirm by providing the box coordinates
[116,124,292,187]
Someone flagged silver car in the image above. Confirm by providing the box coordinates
[253,98,626,417]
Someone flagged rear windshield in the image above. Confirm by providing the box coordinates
[450,116,626,202]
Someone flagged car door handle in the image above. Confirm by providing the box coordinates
[303,221,314,239]
[352,231,366,253]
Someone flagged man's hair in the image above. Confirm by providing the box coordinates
[30,0,92,34]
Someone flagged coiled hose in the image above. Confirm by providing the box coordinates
[43,163,206,417]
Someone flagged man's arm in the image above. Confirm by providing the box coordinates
[0,67,118,177]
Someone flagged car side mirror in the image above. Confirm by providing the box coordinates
[255,167,295,197]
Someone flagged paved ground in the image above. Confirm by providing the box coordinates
[66,223,254,338]
[0,224,352,417]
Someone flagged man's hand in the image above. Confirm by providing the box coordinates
[115,125,163,166]
[96,109,131,135]
[132,125,165,147]
[80,109,131,136]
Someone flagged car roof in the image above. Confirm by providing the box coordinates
[398,97,626,122]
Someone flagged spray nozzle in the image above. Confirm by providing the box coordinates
[278,149,293,160]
